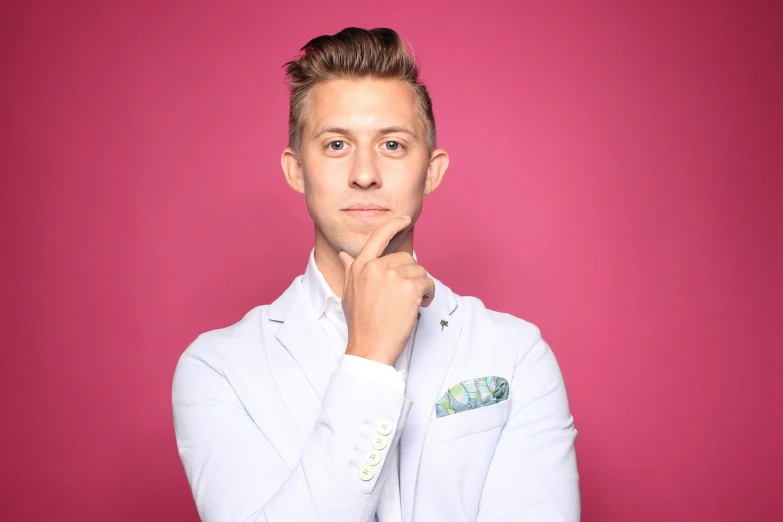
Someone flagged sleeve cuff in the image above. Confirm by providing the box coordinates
[338,354,406,394]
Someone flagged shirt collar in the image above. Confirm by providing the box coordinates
[301,246,418,318]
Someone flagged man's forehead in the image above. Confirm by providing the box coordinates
[304,78,422,135]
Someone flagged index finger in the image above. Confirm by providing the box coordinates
[355,215,412,263]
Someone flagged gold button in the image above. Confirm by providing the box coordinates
[371,434,388,450]
[376,418,393,436]
[366,449,382,465]
[357,464,375,481]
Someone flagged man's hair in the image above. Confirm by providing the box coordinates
[283,27,436,161]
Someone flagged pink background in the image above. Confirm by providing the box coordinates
[2,1,781,521]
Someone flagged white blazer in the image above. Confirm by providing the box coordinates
[172,271,580,521]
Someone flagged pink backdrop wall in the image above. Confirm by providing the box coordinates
[2,1,781,521]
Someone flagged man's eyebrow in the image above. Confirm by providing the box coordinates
[312,126,418,139]
[376,126,417,137]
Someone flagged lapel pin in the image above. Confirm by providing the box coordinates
[440,319,449,331]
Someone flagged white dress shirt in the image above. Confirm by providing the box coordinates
[301,247,419,522]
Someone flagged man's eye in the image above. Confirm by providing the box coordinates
[384,141,402,151]
[329,141,345,151]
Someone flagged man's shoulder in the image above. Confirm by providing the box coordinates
[181,275,303,362]
[452,288,547,363]
[455,287,543,339]
[178,304,271,368]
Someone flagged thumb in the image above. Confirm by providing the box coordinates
[337,251,355,275]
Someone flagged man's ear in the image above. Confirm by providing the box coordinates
[281,147,305,194]
[424,148,449,195]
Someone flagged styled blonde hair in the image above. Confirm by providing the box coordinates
[283,27,436,160]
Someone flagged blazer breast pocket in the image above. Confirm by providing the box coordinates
[431,398,512,444]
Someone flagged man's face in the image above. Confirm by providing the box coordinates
[283,78,446,259]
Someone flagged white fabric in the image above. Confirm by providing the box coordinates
[303,247,416,394]
[172,247,581,521]
[302,247,415,521]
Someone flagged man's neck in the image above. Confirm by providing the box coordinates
[313,246,347,299]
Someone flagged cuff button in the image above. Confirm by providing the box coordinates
[358,464,375,481]
[366,449,382,465]
[370,434,388,450]
[376,418,393,435]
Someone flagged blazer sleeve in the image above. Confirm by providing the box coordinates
[172,346,411,522]
[476,324,581,521]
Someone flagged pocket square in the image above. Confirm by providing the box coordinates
[435,376,509,418]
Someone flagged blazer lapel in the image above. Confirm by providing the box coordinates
[400,275,461,522]
[269,276,339,403]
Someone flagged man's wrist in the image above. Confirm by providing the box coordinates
[344,343,395,366]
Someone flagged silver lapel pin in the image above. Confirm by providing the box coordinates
[440,319,449,331]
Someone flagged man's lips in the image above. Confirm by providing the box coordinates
[342,208,390,218]
[343,204,388,211]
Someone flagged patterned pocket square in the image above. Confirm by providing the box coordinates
[435,376,509,418]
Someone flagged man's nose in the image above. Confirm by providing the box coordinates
[349,146,381,188]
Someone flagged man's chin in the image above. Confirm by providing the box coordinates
[329,238,366,260]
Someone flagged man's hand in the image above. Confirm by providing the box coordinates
[338,215,435,366]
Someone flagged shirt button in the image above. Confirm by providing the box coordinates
[335,301,343,313]
[371,434,388,450]
[365,449,382,466]
[376,418,393,436]
[357,464,375,481]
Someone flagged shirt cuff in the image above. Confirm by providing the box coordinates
[339,354,406,394]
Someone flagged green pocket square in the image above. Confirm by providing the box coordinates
[435,376,509,418]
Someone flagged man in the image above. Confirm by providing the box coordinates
[173,27,580,522]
